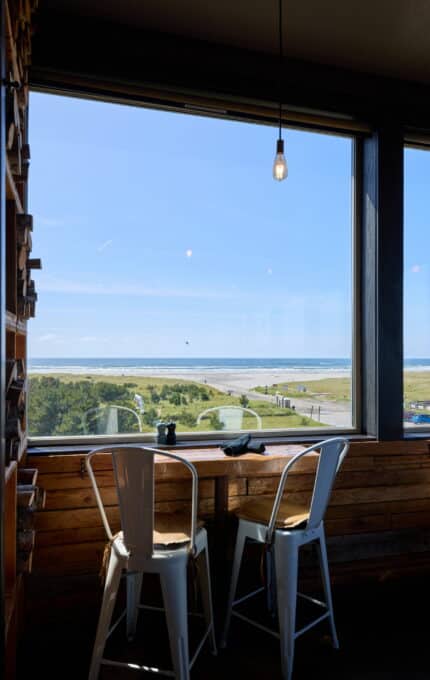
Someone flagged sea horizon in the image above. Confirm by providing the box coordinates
[27,357,430,375]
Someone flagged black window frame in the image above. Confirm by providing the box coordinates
[27,89,364,447]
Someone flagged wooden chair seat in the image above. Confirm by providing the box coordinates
[236,496,309,529]
[109,515,205,555]
[154,512,204,547]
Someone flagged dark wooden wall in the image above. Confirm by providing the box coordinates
[21,0,430,626]
[28,440,430,585]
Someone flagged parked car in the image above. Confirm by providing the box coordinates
[411,413,430,424]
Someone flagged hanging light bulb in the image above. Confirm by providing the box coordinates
[273,138,288,181]
[273,0,287,182]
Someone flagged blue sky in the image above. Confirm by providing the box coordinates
[29,92,354,358]
[404,148,430,358]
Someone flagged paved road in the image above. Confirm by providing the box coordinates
[282,394,352,428]
[201,379,351,428]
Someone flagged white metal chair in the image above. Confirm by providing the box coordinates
[196,405,262,430]
[86,446,217,680]
[83,405,143,435]
[221,437,349,680]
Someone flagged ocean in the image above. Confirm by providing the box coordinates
[27,357,430,376]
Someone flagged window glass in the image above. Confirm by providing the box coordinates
[28,93,354,438]
[404,147,430,429]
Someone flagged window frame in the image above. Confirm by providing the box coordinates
[27,89,365,447]
[402,139,430,435]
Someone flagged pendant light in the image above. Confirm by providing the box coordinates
[273,0,288,181]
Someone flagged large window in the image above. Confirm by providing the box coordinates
[28,93,354,440]
[404,147,430,429]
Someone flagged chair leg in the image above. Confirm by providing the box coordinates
[220,521,247,648]
[197,545,217,655]
[161,562,190,680]
[275,537,299,680]
[88,548,124,680]
[316,532,339,649]
[126,571,144,641]
[265,545,276,616]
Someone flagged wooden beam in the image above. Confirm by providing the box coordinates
[377,125,404,439]
[29,10,430,130]
[361,125,404,439]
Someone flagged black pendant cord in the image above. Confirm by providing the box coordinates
[278,0,282,141]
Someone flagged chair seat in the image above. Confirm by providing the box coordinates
[236,495,309,529]
[154,512,204,548]
[109,514,205,559]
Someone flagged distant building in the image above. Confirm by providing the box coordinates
[409,400,430,410]
[297,385,307,393]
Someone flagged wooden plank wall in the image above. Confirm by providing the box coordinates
[28,440,430,582]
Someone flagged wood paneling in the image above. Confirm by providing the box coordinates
[28,439,430,583]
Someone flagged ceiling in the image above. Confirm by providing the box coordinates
[39,0,430,84]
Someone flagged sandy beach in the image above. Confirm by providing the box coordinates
[155,368,351,393]
[28,366,351,391]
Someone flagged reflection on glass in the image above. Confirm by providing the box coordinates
[404,148,430,429]
[27,93,353,437]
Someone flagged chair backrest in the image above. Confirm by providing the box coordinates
[267,437,349,541]
[196,405,262,430]
[307,437,349,529]
[85,446,199,568]
[82,405,142,435]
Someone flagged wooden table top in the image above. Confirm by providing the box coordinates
[153,444,310,480]
[29,442,319,478]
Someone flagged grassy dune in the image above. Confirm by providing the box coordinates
[403,371,430,403]
[254,377,352,403]
[255,370,430,406]
[28,373,324,436]
[29,369,430,438]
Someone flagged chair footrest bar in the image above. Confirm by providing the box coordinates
[232,611,280,639]
[294,611,330,639]
[297,592,328,608]
[232,606,330,642]
[101,658,175,676]
[232,586,265,607]
[137,603,204,618]
[189,626,213,669]
[138,604,165,612]
[106,609,127,639]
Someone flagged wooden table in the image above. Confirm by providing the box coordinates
[153,444,310,606]
[153,444,308,520]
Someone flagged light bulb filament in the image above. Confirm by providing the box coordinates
[273,138,288,181]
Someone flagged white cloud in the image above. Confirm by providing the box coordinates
[38,333,62,342]
[97,239,113,252]
[37,276,230,300]
[37,216,65,228]
[36,215,88,228]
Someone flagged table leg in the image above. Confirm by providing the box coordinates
[211,476,230,630]
[214,475,229,522]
